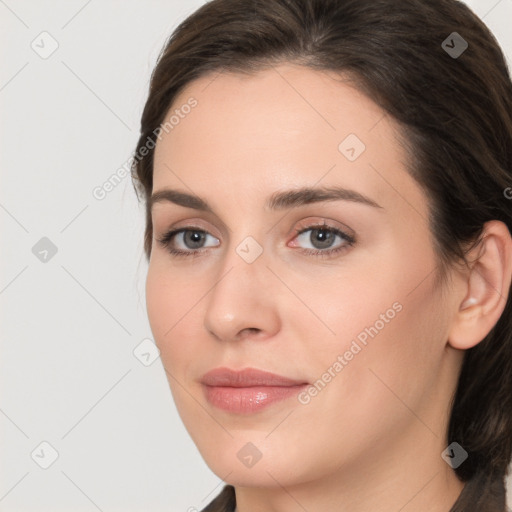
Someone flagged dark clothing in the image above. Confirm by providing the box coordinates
[450,471,507,512]
[201,471,508,511]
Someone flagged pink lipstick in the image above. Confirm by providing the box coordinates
[201,367,309,414]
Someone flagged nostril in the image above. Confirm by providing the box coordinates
[237,327,261,338]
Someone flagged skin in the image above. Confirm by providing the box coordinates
[146,63,512,512]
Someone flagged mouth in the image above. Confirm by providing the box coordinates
[200,367,309,414]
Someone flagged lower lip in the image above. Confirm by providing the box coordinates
[202,384,308,414]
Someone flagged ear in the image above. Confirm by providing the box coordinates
[448,220,512,350]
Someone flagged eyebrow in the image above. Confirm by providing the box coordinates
[149,186,383,213]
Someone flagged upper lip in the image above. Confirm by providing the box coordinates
[201,367,308,387]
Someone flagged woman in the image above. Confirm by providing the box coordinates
[131,0,512,510]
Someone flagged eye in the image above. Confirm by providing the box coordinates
[290,223,355,257]
[156,222,355,259]
[157,227,220,257]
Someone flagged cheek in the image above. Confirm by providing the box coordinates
[328,297,442,477]
[145,264,199,369]
[309,261,447,433]
[145,265,171,343]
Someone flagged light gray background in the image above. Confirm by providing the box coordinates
[1,1,511,510]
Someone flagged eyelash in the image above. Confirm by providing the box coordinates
[156,223,356,259]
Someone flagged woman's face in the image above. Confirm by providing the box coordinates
[147,63,463,489]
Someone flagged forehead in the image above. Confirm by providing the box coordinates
[152,63,428,220]
[155,64,385,166]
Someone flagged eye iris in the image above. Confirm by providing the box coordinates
[311,228,334,249]
[184,231,205,249]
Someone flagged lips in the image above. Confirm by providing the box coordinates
[200,367,309,414]
[200,367,308,387]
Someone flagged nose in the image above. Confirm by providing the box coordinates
[203,240,281,343]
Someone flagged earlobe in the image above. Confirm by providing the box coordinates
[448,220,512,351]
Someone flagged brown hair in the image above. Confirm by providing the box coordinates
[132,0,512,487]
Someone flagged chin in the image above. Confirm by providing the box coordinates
[197,437,313,489]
